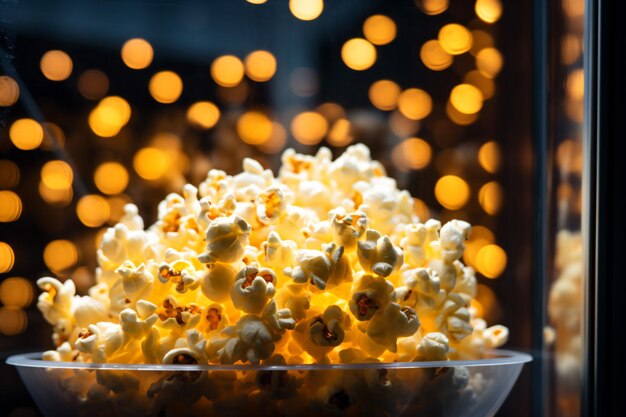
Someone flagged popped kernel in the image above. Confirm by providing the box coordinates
[37,144,507,367]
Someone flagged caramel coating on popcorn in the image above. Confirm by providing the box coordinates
[38,144,507,366]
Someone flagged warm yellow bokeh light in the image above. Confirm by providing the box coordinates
[76,195,110,228]
[0,242,14,274]
[450,84,483,114]
[289,0,324,21]
[476,244,507,278]
[464,70,495,100]
[398,88,432,120]
[9,118,43,150]
[89,96,131,137]
[107,194,132,223]
[40,50,73,81]
[567,69,584,100]
[247,0,268,3]
[0,277,34,308]
[438,24,473,55]
[149,71,183,104]
[327,118,353,147]
[41,160,73,190]
[133,147,171,180]
[363,15,397,46]
[341,38,377,71]
[420,40,453,71]
[0,307,27,336]
[369,80,401,111]
[561,34,582,65]
[476,47,504,78]
[40,122,65,150]
[43,240,78,272]
[475,0,503,23]
[0,160,20,189]
[237,111,273,145]
[39,181,72,206]
[478,181,503,215]
[259,122,288,154]
[435,175,470,210]
[244,50,277,82]
[470,30,495,56]
[94,162,129,195]
[0,191,22,223]
[77,69,109,100]
[416,0,449,15]
[121,38,154,70]
[211,55,245,87]
[187,101,220,129]
[392,138,432,171]
[0,76,19,106]
[478,141,501,173]
[446,101,479,125]
[463,225,495,269]
[413,198,430,223]
[291,111,328,145]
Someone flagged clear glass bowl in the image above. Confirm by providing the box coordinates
[7,350,531,417]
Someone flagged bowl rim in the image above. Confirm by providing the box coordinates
[6,349,531,371]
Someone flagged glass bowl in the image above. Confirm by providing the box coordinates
[7,349,531,417]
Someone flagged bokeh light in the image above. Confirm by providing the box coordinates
[187,101,220,129]
[244,50,277,82]
[476,244,507,278]
[94,162,129,195]
[43,239,78,272]
[420,40,453,71]
[475,0,503,23]
[0,242,15,274]
[133,147,171,180]
[149,71,183,104]
[0,160,20,189]
[369,80,401,111]
[476,47,504,78]
[363,15,397,46]
[392,138,432,171]
[478,141,501,173]
[341,38,377,71]
[0,75,19,106]
[463,70,495,100]
[76,195,110,227]
[0,277,33,308]
[389,111,420,137]
[121,38,154,70]
[77,69,109,100]
[446,101,479,125]
[289,0,324,21]
[89,96,132,137]
[478,181,503,215]
[566,69,584,100]
[258,122,288,154]
[247,0,268,3]
[435,175,470,210]
[39,181,73,206]
[0,307,27,336]
[41,160,73,190]
[107,194,133,223]
[327,118,353,147]
[397,88,432,120]
[237,111,273,145]
[416,0,449,15]
[40,122,65,150]
[0,191,22,222]
[9,118,44,150]
[40,50,73,81]
[211,55,245,87]
[438,24,472,55]
[463,225,495,268]
[450,84,483,114]
[413,198,431,222]
[291,111,328,145]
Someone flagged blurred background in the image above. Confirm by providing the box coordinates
[0,0,584,416]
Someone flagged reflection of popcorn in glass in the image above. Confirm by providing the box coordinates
[38,144,507,371]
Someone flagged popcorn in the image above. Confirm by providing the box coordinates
[357,229,403,278]
[38,145,508,368]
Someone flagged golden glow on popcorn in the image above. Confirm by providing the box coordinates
[38,144,508,365]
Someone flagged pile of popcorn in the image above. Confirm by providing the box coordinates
[38,144,508,366]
